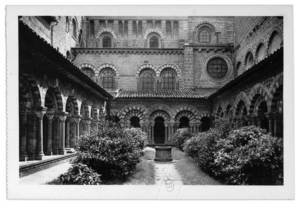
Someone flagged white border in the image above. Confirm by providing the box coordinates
[6,5,294,199]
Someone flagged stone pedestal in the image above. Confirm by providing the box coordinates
[154,146,172,162]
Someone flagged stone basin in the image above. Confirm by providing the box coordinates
[154,146,172,162]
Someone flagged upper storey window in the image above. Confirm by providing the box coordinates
[207,57,228,79]
[149,36,159,48]
[245,52,254,70]
[72,18,77,38]
[139,69,156,91]
[147,32,161,48]
[99,32,114,48]
[99,68,116,90]
[198,26,211,43]
[103,36,112,48]
[268,31,282,54]
[65,17,70,32]
[160,68,177,90]
[82,67,95,79]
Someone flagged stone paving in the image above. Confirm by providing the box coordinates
[154,162,183,188]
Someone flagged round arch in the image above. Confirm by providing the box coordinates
[248,83,272,113]
[157,64,182,78]
[66,96,79,115]
[232,92,250,116]
[136,64,158,77]
[44,87,63,112]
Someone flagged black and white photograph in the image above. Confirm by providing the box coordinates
[6,5,294,199]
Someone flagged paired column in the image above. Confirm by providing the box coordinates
[45,111,54,155]
[19,110,28,161]
[35,107,47,160]
[57,112,67,155]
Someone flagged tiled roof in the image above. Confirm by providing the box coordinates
[115,89,214,99]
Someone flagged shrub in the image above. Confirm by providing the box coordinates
[184,129,221,174]
[76,126,145,182]
[49,163,102,185]
[124,127,148,147]
[173,128,193,151]
[213,126,283,185]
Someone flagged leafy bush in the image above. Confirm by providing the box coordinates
[49,163,102,185]
[213,126,283,185]
[173,128,193,151]
[124,128,148,148]
[184,128,221,174]
[76,126,145,182]
[184,125,283,185]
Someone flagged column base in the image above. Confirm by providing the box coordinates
[35,153,45,160]
[19,154,28,161]
[58,149,66,155]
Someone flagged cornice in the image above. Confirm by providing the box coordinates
[72,48,184,55]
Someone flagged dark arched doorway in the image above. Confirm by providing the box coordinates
[154,116,165,144]
[130,116,141,128]
[179,116,190,128]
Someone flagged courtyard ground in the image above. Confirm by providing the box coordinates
[172,148,220,185]
[19,148,220,185]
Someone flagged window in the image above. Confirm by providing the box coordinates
[82,67,95,78]
[89,20,94,35]
[198,26,211,43]
[138,21,143,35]
[99,68,116,90]
[130,116,141,128]
[65,17,70,32]
[166,21,172,35]
[132,21,137,34]
[102,36,112,48]
[245,52,254,69]
[161,68,177,90]
[118,21,123,35]
[149,36,159,48]
[72,19,77,38]
[147,20,153,28]
[173,21,179,36]
[207,57,228,79]
[124,20,128,35]
[256,43,266,62]
[268,31,282,54]
[139,69,156,91]
[107,20,114,28]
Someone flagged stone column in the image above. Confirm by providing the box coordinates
[57,112,67,155]
[266,113,273,135]
[73,115,81,147]
[46,112,54,155]
[65,117,71,148]
[35,107,47,160]
[19,110,28,161]
[86,118,91,135]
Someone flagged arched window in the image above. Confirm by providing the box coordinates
[147,32,161,48]
[198,26,212,43]
[245,52,254,69]
[72,19,77,38]
[65,17,70,32]
[139,69,156,91]
[256,43,266,62]
[207,57,228,79]
[236,61,242,75]
[81,67,95,78]
[102,36,112,48]
[268,31,282,54]
[99,68,116,90]
[160,68,177,90]
[149,36,159,48]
